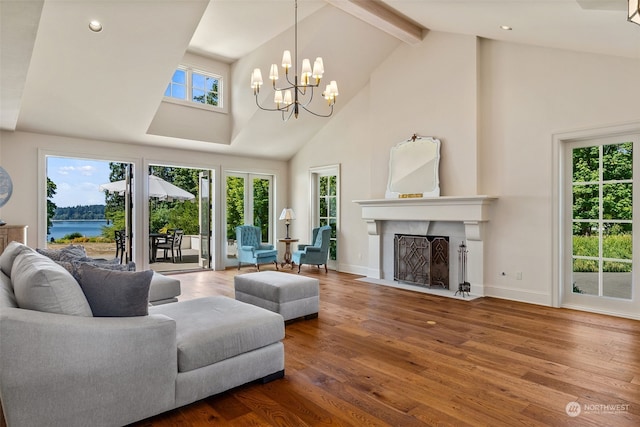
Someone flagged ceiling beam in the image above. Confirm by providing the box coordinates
[325,0,426,44]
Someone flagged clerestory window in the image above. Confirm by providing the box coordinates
[164,67,222,109]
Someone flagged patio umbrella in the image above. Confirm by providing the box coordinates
[99,175,195,201]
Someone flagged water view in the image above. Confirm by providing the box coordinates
[48,220,109,240]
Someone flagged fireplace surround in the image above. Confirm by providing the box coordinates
[354,196,496,296]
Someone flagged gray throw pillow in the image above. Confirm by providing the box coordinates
[0,241,33,277]
[74,263,153,317]
[11,250,93,317]
[74,259,136,271]
[36,244,87,262]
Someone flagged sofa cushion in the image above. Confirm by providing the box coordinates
[74,263,153,317]
[149,296,285,373]
[149,272,181,304]
[0,272,17,308]
[11,250,93,317]
[0,241,33,277]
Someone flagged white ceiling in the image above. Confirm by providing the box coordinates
[1,0,638,160]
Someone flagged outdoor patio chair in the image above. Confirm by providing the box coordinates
[156,229,184,263]
[114,229,126,263]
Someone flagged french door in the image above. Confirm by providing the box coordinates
[45,156,133,262]
[310,165,340,271]
[562,133,640,317]
[225,172,273,265]
[199,171,212,269]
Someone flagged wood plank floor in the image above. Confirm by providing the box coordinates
[129,268,640,427]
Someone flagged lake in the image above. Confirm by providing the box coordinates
[48,220,109,240]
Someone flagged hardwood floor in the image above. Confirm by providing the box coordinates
[130,268,640,426]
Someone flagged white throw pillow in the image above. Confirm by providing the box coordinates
[0,241,33,277]
[11,250,93,317]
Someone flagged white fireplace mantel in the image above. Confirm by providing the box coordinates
[353,196,497,295]
[353,196,496,222]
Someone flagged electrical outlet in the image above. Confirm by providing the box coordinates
[516,272,522,280]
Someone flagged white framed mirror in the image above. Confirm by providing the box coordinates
[385,135,441,198]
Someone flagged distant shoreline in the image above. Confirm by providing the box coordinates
[51,219,107,222]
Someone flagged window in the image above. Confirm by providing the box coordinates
[164,67,222,109]
[191,72,219,106]
[165,69,186,100]
[310,165,340,270]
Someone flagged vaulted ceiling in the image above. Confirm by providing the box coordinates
[1,0,638,160]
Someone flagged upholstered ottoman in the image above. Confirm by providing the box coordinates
[234,271,319,321]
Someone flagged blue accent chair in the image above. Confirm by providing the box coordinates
[235,225,279,271]
[292,225,332,273]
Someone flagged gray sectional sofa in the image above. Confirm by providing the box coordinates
[0,242,285,427]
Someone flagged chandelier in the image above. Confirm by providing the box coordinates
[250,0,339,121]
[630,0,640,25]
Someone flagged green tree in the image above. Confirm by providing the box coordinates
[226,176,245,240]
[148,165,200,234]
[46,178,57,236]
[572,142,632,236]
[253,178,270,241]
[105,162,127,215]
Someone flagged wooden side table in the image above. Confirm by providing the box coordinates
[279,238,299,269]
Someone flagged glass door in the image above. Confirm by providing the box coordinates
[310,165,340,271]
[44,157,133,262]
[563,134,640,316]
[225,172,273,267]
[199,171,212,269]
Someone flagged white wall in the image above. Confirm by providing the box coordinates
[290,30,479,276]
[0,131,288,270]
[479,40,640,305]
[289,30,640,307]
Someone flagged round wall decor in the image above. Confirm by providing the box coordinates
[0,166,13,208]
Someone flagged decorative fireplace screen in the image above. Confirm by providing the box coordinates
[394,234,449,288]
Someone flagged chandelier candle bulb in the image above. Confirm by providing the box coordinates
[282,50,292,70]
[324,80,339,104]
[630,0,640,25]
[251,68,263,94]
[301,59,312,85]
[274,90,283,107]
[330,80,338,96]
[284,90,293,106]
[269,64,279,82]
[312,57,324,79]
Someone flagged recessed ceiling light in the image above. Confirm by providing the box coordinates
[89,20,103,32]
[500,25,513,31]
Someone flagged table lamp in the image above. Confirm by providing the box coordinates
[279,208,296,239]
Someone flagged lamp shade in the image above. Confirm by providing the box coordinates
[630,0,640,25]
[279,208,296,221]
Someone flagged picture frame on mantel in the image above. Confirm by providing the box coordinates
[385,134,441,199]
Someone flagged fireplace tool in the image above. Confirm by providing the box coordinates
[456,241,470,297]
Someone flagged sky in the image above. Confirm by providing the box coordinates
[47,157,113,207]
